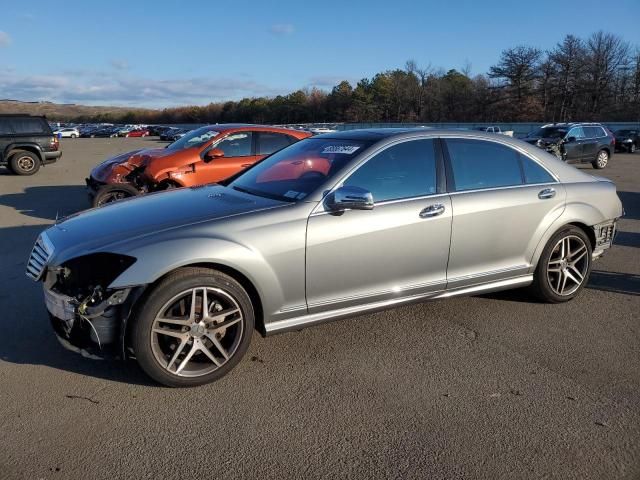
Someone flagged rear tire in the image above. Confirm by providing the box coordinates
[131,267,254,387]
[71,134,77,138]
[592,149,609,169]
[9,151,40,175]
[92,183,140,207]
[530,226,592,303]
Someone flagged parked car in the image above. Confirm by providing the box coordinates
[125,128,150,138]
[613,129,639,153]
[473,126,514,137]
[524,123,614,169]
[86,124,311,207]
[90,127,120,138]
[167,129,188,141]
[28,129,623,386]
[0,114,61,175]
[116,126,134,137]
[159,128,179,141]
[54,127,80,138]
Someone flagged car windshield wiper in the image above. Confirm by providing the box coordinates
[231,185,294,202]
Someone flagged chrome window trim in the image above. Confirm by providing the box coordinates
[438,134,560,184]
[311,134,441,215]
[446,181,558,197]
[311,132,560,215]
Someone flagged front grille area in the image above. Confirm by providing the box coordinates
[26,233,53,281]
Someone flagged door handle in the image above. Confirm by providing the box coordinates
[241,163,252,167]
[538,188,556,199]
[419,204,445,218]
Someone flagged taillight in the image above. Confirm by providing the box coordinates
[50,136,59,150]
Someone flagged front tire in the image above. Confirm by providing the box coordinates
[92,183,140,207]
[9,151,40,175]
[530,226,592,303]
[592,149,609,169]
[131,268,254,387]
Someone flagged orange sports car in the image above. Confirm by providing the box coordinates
[87,124,311,206]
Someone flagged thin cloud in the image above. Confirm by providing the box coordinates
[0,69,286,107]
[110,59,129,71]
[269,24,294,36]
[0,31,11,47]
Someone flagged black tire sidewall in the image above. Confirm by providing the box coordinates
[10,151,40,175]
[533,226,592,303]
[131,269,255,387]
[92,183,140,207]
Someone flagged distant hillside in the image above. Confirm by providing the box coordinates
[0,100,157,122]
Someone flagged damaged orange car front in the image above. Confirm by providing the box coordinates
[86,124,311,207]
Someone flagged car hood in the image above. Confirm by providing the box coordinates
[45,184,286,264]
[524,136,563,146]
[90,147,199,182]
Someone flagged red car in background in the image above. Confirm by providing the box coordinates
[87,124,311,206]
[126,129,150,137]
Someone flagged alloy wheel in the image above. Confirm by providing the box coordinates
[150,287,243,377]
[597,150,608,168]
[97,190,132,206]
[546,235,589,296]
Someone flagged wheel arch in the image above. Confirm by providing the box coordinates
[5,143,45,163]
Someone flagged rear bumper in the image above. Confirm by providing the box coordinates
[43,150,62,164]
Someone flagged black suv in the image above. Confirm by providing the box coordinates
[0,114,62,175]
[613,128,639,153]
[524,123,615,169]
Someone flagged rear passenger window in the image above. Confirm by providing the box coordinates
[445,139,523,192]
[521,156,555,184]
[10,118,48,134]
[344,139,437,202]
[258,132,292,155]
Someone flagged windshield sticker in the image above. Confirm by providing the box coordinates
[321,145,360,154]
[284,190,301,198]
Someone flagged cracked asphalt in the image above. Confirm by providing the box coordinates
[0,137,638,479]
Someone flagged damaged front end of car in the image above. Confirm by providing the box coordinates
[30,240,145,359]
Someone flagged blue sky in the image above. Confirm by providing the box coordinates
[1,0,638,107]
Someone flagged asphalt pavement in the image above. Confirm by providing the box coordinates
[0,137,638,479]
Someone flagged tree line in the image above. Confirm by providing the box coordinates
[77,31,640,125]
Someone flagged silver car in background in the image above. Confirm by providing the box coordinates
[26,129,623,387]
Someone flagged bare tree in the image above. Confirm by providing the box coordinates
[549,34,586,121]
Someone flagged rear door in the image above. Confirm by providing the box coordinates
[581,126,600,162]
[443,137,565,289]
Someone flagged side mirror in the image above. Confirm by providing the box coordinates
[565,136,576,143]
[326,186,374,211]
[204,148,224,162]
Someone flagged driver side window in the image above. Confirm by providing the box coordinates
[343,139,437,203]
[214,132,253,157]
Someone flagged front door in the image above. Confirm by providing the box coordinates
[563,126,585,162]
[198,131,261,183]
[305,138,451,313]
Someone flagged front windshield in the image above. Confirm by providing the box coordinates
[167,126,220,150]
[229,138,371,202]
[530,127,568,139]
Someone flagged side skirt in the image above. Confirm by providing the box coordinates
[264,275,533,335]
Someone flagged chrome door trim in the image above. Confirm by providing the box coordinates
[306,278,445,309]
[446,264,529,284]
[264,275,533,335]
[310,192,451,216]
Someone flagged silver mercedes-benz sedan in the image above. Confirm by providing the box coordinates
[27,129,623,386]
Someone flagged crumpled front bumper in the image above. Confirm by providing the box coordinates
[44,286,130,359]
